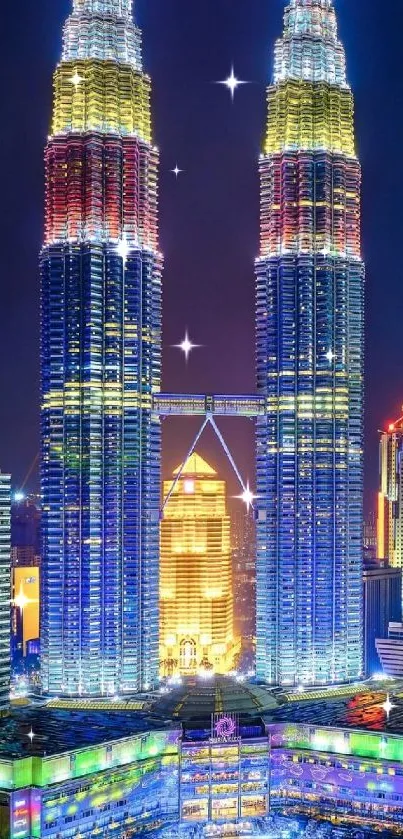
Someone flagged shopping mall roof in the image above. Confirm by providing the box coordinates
[153,674,279,721]
[0,706,175,759]
[266,681,403,737]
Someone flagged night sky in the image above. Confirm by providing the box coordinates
[0,0,402,512]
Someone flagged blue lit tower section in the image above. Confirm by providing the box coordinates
[256,0,364,685]
[0,473,11,709]
[40,0,161,695]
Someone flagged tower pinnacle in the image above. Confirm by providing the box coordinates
[275,0,346,86]
[73,0,132,17]
[63,0,142,83]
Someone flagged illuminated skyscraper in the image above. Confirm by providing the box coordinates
[377,415,403,570]
[0,473,11,709]
[160,454,237,677]
[256,0,365,685]
[232,512,256,641]
[41,0,161,695]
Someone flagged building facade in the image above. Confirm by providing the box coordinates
[363,559,402,677]
[269,721,403,832]
[376,622,403,678]
[232,512,256,643]
[40,0,162,696]
[11,495,41,568]
[5,708,403,837]
[160,454,236,677]
[363,511,377,566]
[0,474,11,710]
[377,414,403,569]
[0,721,179,839]
[179,716,270,823]
[256,0,365,685]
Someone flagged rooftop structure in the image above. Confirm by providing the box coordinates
[155,675,278,721]
[0,706,173,761]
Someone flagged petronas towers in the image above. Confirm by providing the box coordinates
[40,0,364,695]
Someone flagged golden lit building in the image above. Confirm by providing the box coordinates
[160,453,237,677]
[378,413,403,568]
[12,567,40,655]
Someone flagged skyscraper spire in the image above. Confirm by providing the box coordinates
[41,0,161,696]
[73,0,132,17]
[256,0,364,686]
[64,0,141,70]
[274,0,346,86]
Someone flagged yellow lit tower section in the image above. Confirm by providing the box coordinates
[378,413,403,569]
[160,454,237,677]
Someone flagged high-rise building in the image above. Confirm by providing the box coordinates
[256,0,365,685]
[376,622,403,678]
[363,557,402,677]
[160,453,237,677]
[232,512,256,641]
[377,414,403,569]
[363,511,377,564]
[40,0,162,696]
[0,473,11,710]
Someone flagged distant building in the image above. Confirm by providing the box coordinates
[160,453,238,677]
[11,494,40,567]
[11,567,40,656]
[363,512,377,563]
[10,496,41,686]
[376,622,403,678]
[377,414,403,569]
[0,472,11,709]
[232,512,256,641]
[363,558,402,676]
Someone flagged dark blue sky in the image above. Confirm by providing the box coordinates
[0,0,401,510]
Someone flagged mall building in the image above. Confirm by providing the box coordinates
[2,679,403,838]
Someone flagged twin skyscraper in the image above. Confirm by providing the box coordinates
[40,0,364,696]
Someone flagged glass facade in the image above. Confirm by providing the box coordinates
[40,0,162,695]
[269,722,403,833]
[2,727,179,839]
[5,715,403,837]
[256,0,365,686]
[0,473,11,709]
[180,736,269,823]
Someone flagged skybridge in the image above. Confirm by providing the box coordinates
[153,393,265,418]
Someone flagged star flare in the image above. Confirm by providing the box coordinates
[217,66,248,101]
[174,332,200,362]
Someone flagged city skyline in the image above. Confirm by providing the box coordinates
[2,1,403,836]
[0,0,402,512]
